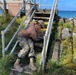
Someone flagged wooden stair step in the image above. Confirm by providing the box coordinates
[38,9,51,12]
[35,12,50,15]
[34,12,50,17]
[33,17,49,20]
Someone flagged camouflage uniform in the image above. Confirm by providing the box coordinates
[17,20,44,59]
[18,36,35,58]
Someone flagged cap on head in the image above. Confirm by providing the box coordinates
[38,20,44,28]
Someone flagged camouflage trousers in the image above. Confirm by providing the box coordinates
[18,36,35,58]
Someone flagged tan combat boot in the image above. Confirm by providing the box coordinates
[14,59,23,72]
[28,58,37,71]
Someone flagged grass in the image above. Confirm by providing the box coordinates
[0,55,16,75]
[0,14,12,57]
[0,14,25,74]
[33,20,76,75]
[0,14,25,56]
[0,14,76,75]
[55,21,76,74]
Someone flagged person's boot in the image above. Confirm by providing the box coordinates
[14,59,23,72]
[28,58,37,71]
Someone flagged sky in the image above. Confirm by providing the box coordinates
[0,0,76,11]
[36,0,76,11]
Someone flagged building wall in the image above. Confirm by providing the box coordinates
[7,2,22,16]
[0,1,38,16]
[0,0,22,3]
[7,2,34,16]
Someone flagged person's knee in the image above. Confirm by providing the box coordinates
[18,48,29,58]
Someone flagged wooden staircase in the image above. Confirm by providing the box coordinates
[12,10,51,75]
[14,10,50,56]
[33,9,51,34]
[33,9,50,21]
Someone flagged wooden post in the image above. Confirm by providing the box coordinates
[3,0,6,15]
[34,0,36,9]
[23,0,26,16]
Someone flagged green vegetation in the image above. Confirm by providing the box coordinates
[33,20,76,75]
[0,55,16,75]
[0,14,12,57]
[0,14,25,74]
[0,14,25,56]
[0,15,76,75]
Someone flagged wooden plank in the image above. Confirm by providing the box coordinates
[33,17,49,20]
[35,12,50,15]
[38,9,51,12]
[52,41,61,61]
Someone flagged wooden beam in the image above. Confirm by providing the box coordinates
[33,17,49,20]
[3,0,6,15]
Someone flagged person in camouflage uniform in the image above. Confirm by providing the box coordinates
[14,20,44,72]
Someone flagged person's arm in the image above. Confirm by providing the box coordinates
[35,31,44,42]
[30,31,37,41]
[30,32,43,42]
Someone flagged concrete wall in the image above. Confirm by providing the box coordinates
[0,1,38,17]
[7,2,34,16]
[7,2,22,16]
[0,0,22,3]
